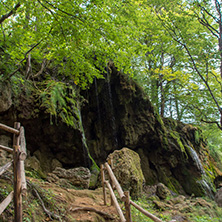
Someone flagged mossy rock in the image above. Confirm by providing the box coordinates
[107,147,145,199]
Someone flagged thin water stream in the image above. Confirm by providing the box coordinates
[187,146,214,198]
[77,105,91,168]
[188,146,205,175]
[77,102,99,171]
[94,78,102,132]
[106,67,118,148]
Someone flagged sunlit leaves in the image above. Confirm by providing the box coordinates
[0,0,149,85]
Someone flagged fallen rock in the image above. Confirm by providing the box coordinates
[47,167,91,189]
[0,135,12,165]
[107,147,145,199]
[215,187,222,207]
[156,183,172,200]
[25,156,41,172]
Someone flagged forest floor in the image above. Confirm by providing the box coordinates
[31,178,120,222]
[0,176,120,222]
[1,176,222,222]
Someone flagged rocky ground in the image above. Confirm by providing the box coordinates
[1,175,222,222]
[0,174,121,222]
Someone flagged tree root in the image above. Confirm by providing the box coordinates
[27,179,62,221]
[70,206,114,220]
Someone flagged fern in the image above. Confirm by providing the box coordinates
[38,80,80,128]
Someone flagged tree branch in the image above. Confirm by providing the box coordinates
[156,10,222,128]
[201,118,222,130]
[198,4,219,23]
[3,40,42,81]
[44,0,78,18]
[32,58,48,78]
[37,0,66,40]
[0,3,21,25]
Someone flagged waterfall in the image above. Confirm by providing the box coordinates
[77,105,91,168]
[106,66,118,148]
[77,103,99,171]
[188,146,214,199]
[94,78,102,129]
[188,146,205,175]
[197,179,214,199]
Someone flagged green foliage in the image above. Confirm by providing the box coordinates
[36,80,80,128]
[130,194,222,222]
[201,124,222,169]
[130,197,171,222]
[1,0,222,164]
[0,0,148,85]
[191,216,220,222]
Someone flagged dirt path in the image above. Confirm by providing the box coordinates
[33,179,120,222]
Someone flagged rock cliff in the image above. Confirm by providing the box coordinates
[0,63,221,197]
[81,63,221,197]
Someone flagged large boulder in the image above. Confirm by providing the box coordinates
[47,167,91,189]
[215,187,222,207]
[156,183,172,200]
[0,135,12,165]
[107,147,145,199]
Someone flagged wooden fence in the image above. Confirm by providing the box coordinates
[101,159,176,222]
[0,122,27,222]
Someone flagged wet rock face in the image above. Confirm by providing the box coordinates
[81,63,220,197]
[0,63,220,197]
[18,116,90,172]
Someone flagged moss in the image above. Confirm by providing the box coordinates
[164,118,178,131]
[194,130,200,144]
[162,134,169,149]
[153,111,169,150]
[108,148,145,199]
[154,111,166,132]
[170,131,188,158]
[165,177,180,194]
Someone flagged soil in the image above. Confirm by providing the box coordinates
[27,178,120,222]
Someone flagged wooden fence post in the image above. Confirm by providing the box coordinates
[105,181,126,222]
[13,122,22,222]
[108,158,115,206]
[124,191,132,222]
[100,164,107,205]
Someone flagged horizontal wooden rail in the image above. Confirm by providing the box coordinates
[0,161,13,176]
[105,180,126,222]
[130,200,163,222]
[0,123,19,135]
[0,191,14,215]
[0,144,13,153]
[104,162,126,201]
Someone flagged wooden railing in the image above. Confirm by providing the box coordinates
[0,122,27,222]
[101,159,175,222]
